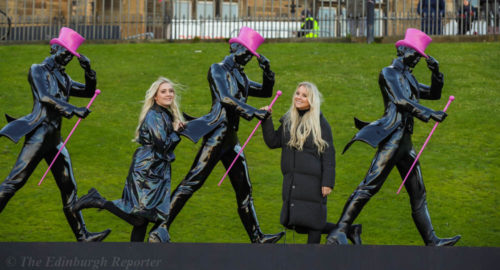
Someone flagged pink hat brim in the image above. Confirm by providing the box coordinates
[50,38,81,58]
[395,40,429,59]
[229,37,260,58]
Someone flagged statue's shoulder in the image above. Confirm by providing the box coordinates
[28,63,50,81]
[29,63,44,72]
[381,64,397,72]
[380,65,400,79]
[210,62,225,70]
[208,62,228,76]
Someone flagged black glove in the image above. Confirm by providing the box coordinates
[258,55,271,72]
[73,107,91,119]
[78,54,92,72]
[430,110,447,122]
[426,56,439,74]
[254,109,271,121]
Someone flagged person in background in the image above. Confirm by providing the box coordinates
[457,0,477,35]
[347,0,366,37]
[73,77,184,242]
[481,0,500,34]
[297,9,319,38]
[261,82,361,244]
[418,0,446,35]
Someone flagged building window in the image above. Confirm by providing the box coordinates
[174,1,191,20]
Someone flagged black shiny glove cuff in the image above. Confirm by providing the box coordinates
[85,69,97,79]
[264,70,275,80]
[432,71,443,81]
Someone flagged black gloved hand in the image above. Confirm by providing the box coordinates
[426,56,439,74]
[254,109,271,121]
[258,54,271,72]
[431,110,447,122]
[73,107,91,119]
[78,54,92,72]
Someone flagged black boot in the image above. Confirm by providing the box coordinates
[326,190,369,245]
[167,186,196,229]
[148,222,171,243]
[412,204,461,246]
[63,205,111,242]
[326,225,349,245]
[255,231,286,244]
[80,229,112,242]
[238,199,285,244]
[348,224,362,245]
[76,188,147,227]
[0,185,15,213]
[429,235,461,246]
[73,188,107,212]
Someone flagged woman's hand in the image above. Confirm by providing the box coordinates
[260,106,272,113]
[322,186,332,197]
[174,121,185,132]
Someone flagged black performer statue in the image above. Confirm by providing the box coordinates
[326,28,461,246]
[0,27,110,241]
[172,27,284,243]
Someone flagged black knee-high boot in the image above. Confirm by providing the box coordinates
[0,185,16,213]
[326,190,370,245]
[74,188,146,226]
[412,203,461,246]
[238,199,285,243]
[322,222,363,245]
[167,186,194,228]
[73,188,107,211]
[148,222,171,243]
[63,205,111,242]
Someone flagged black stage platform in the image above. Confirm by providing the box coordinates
[0,243,497,270]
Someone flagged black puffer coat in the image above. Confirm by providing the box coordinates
[262,112,335,230]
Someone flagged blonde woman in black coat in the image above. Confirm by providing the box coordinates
[74,77,184,242]
[261,82,361,244]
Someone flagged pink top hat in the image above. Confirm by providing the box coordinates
[50,27,85,58]
[229,27,264,58]
[395,28,432,59]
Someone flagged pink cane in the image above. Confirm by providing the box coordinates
[218,90,283,186]
[38,89,102,186]
[396,96,455,194]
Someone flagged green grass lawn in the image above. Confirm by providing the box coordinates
[0,41,499,246]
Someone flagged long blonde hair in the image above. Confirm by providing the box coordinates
[134,77,184,141]
[284,82,328,153]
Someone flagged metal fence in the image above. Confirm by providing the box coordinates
[0,0,499,42]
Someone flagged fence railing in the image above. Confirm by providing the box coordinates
[1,0,499,42]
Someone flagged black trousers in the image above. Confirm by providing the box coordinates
[337,128,430,232]
[299,223,336,244]
[0,122,90,239]
[0,122,79,210]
